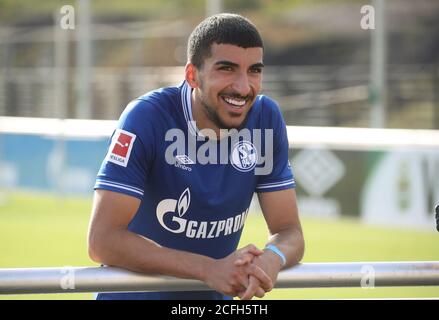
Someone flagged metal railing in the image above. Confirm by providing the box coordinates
[1,262,439,295]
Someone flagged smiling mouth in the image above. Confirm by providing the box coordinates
[221,95,248,109]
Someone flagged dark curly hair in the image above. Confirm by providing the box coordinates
[187,13,264,68]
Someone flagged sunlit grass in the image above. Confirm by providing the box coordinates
[0,191,438,299]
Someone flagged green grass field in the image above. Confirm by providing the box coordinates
[0,191,438,300]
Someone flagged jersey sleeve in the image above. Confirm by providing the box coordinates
[94,99,156,200]
[255,96,296,193]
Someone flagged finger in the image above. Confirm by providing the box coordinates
[232,271,249,294]
[234,252,257,266]
[247,264,273,292]
[255,287,265,299]
[235,245,264,266]
[243,244,264,256]
[240,276,260,300]
[238,279,265,299]
[238,287,264,299]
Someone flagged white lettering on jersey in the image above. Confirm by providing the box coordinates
[156,188,249,239]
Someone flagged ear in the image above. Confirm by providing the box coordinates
[185,63,199,88]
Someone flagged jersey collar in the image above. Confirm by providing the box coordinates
[181,80,199,137]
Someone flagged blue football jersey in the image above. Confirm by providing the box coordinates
[94,81,295,300]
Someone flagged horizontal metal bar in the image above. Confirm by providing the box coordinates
[1,262,438,295]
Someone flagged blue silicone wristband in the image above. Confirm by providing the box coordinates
[264,244,286,266]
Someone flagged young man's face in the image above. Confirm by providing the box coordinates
[188,43,264,131]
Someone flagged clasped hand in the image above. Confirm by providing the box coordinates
[205,244,281,300]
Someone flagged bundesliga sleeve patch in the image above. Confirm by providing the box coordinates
[105,129,136,167]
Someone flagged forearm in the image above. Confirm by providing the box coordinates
[89,228,212,282]
[265,225,304,269]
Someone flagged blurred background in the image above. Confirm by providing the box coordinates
[0,0,438,299]
[1,0,439,126]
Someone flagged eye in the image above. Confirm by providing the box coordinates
[249,67,262,74]
[218,66,233,72]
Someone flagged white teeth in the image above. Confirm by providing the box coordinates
[224,97,246,107]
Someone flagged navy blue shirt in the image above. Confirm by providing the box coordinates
[94,81,295,300]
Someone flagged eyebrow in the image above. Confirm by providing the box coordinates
[214,60,265,69]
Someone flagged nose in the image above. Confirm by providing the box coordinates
[231,72,251,97]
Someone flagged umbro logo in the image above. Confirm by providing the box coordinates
[175,155,193,172]
[176,155,195,165]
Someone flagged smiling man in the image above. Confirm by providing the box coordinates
[188,43,264,134]
[88,13,304,300]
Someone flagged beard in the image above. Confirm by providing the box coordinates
[200,100,248,131]
[197,81,251,130]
